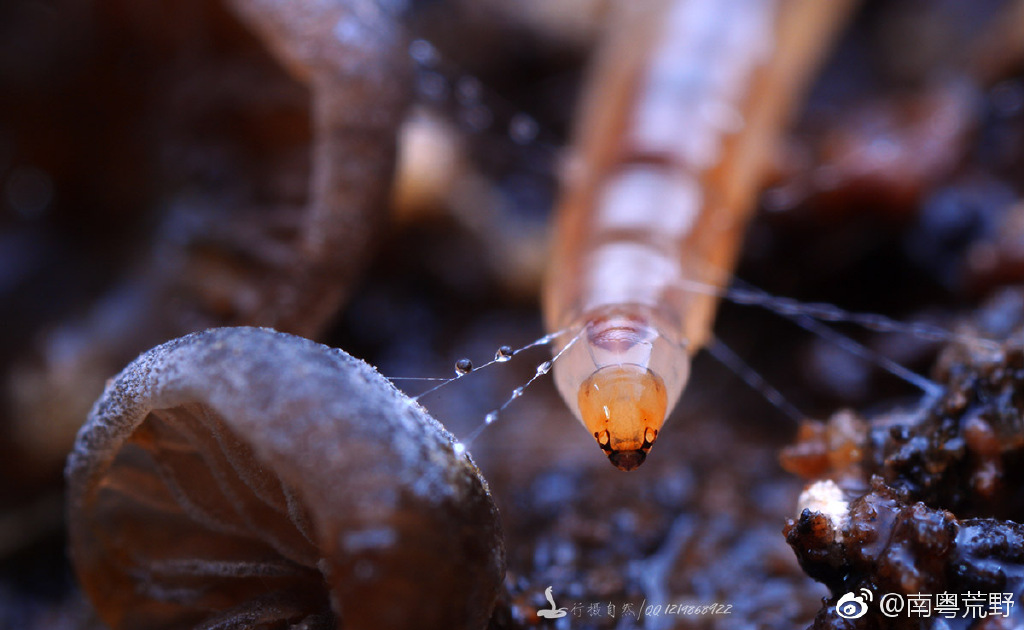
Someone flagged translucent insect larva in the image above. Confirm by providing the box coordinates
[543,0,855,470]
[550,307,688,471]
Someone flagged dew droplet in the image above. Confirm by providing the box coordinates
[495,346,513,362]
[455,76,482,104]
[536,361,552,376]
[333,17,369,44]
[6,166,53,219]
[416,71,448,102]
[484,412,498,425]
[511,387,524,399]
[508,113,539,145]
[455,358,473,375]
[992,80,1024,117]
[409,39,439,66]
[460,105,493,132]
[453,442,466,456]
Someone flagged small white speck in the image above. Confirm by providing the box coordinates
[797,479,850,542]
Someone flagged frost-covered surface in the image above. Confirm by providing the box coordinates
[66,327,504,630]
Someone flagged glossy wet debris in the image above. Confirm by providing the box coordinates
[783,289,1024,628]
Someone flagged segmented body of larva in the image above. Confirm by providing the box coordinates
[543,0,855,470]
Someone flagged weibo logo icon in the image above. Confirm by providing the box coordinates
[836,588,873,619]
[537,586,568,619]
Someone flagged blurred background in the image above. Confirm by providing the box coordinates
[2,0,1024,627]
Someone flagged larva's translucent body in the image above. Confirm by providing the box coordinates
[543,0,855,470]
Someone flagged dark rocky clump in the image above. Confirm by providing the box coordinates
[784,290,1024,628]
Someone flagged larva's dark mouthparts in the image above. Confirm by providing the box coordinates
[608,449,647,471]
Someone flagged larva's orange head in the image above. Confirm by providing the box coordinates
[577,364,668,471]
